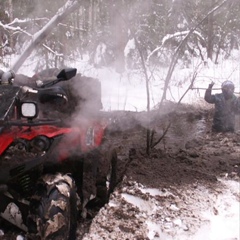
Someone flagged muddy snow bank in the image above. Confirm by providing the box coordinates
[82,177,239,240]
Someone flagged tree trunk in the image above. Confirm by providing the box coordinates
[8,0,14,51]
[207,0,215,60]
[110,0,128,73]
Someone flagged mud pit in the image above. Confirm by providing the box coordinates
[0,102,239,239]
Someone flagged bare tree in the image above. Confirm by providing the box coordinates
[134,36,151,155]
[206,0,216,60]
[8,0,14,50]
[160,0,228,104]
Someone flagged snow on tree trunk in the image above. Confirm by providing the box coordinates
[11,0,81,73]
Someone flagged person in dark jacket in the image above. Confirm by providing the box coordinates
[204,80,240,132]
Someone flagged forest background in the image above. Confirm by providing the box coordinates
[0,0,240,111]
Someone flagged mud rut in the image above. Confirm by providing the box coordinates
[1,102,240,239]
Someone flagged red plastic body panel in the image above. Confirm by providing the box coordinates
[0,121,107,156]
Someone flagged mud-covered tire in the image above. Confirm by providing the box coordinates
[28,173,78,240]
[96,148,118,205]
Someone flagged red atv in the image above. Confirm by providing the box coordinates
[0,68,118,239]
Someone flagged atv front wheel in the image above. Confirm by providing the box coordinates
[28,173,78,240]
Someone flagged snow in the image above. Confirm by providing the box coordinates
[122,193,158,215]
[164,31,205,46]
[188,183,239,240]
[82,178,239,240]
[124,38,135,57]
[139,180,239,240]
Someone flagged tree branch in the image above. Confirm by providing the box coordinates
[160,0,229,105]
[11,0,81,73]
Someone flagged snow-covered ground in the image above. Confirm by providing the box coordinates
[82,178,239,240]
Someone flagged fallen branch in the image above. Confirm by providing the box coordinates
[190,87,240,94]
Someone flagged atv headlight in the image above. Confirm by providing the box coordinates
[21,102,38,119]
[30,136,50,152]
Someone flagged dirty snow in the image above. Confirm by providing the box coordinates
[81,177,239,240]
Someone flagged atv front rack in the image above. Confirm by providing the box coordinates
[0,86,21,122]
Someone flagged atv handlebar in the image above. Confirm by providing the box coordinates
[21,86,38,94]
[0,68,77,124]
[10,68,77,104]
[0,68,77,87]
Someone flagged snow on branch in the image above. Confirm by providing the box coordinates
[8,17,48,25]
[43,44,64,57]
[147,0,229,65]
[147,30,205,63]
[161,30,204,45]
[0,21,32,36]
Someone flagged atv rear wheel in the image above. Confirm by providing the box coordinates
[28,173,78,240]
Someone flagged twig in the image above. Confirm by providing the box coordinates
[151,122,171,149]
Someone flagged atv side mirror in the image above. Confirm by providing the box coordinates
[57,68,77,81]
[39,68,77,88]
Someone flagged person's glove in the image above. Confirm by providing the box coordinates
[208,81,214,89]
